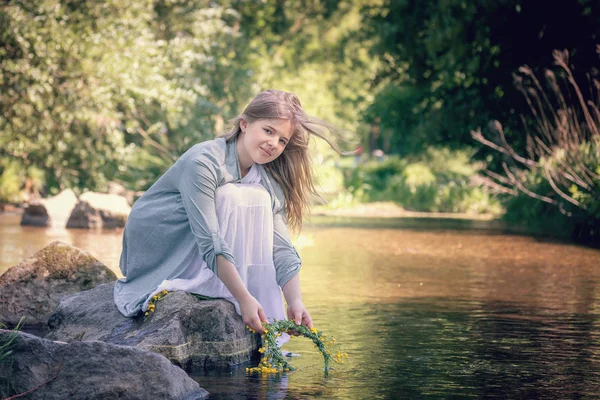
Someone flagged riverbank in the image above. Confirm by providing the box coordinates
[3,201,585,247]
[3,201,497,220]
[312,201,497,220]
[0,203,23,213]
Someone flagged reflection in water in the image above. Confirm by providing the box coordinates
[0,213,124,276]
[192,300,600,399]
[2,212,600,398]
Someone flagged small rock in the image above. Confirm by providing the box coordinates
[0,329,208,400]
[20,189,78,227]
[67,192,131,229]
[48,282,260,372]
[0,241,117,335]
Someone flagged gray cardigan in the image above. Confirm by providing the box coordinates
[114,137,301,317]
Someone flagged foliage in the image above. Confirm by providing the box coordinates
[0,160,25,204]
[0,0,246,193]
[0,0,370,195]
[245,320,347,375]
[473,49,600,244]
[2,0,598,245]
[0,318,23,364]
[1,317,23,397]
[360,0,600,154]
[114,145,172,192]
[0,158,44,203]
[344,149,502,214]
[502,141,600,244]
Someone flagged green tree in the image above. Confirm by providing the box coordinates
[0,0,242,193]
[361,0,600,155]
[472,49,600,245]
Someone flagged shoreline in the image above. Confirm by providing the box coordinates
[3,201,497,221]
[311,201,498,221]
[311,202,600,249]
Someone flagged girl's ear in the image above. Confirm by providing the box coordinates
[240,119,247,133]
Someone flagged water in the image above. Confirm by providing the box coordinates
[2,212,600,398]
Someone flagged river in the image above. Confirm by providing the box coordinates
[2,212,600,398]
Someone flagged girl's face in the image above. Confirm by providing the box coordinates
[238,118,293,167]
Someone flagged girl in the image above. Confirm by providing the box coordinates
[113,89,342,334]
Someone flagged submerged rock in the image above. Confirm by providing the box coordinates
[48,282,260,372]
[0,329,208,400]
[66,192,131,229]
[0,241,117,335]
[20,189,78,227]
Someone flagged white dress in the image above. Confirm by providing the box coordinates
[143,164,289,344]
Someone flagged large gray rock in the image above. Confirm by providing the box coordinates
[0,329,208,400]
[48,282,260,372]
[67,191,131,229]
[0,241,117,335]
[20,189,78,227]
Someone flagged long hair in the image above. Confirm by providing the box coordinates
[220,89,343,233]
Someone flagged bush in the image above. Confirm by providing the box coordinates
[503,141,600,244]
[342,148,502,214]
[0,158,45,204]
[472,48,600,245]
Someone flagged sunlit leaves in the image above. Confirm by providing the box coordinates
[0,0,241,193]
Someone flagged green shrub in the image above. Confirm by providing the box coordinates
[0,158,45,204]
[503,141,600,244]
[341,148,502,214]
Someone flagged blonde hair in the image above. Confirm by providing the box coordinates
[221,89,343,233]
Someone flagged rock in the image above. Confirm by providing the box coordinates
[67,192,131,229]
[20,189,78,227]
[0,329,208,400]
[48,282,260,372]
[0,241,117,335]
[107,181,128,196]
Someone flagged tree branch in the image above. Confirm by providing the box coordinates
[136,125,177,162]
[502,162,557,205]
[543,166,582,208]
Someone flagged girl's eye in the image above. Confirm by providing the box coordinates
[264,129,272,134]
[280,139,287,145]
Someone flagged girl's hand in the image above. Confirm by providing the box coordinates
[239,295,267,333]
[287,301,313,329]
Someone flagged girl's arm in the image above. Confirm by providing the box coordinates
[216,255,267,333]
[282,274,313,329]
[179,149,266,332]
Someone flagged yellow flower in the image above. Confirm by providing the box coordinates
[244,318,345,375]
